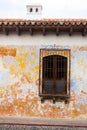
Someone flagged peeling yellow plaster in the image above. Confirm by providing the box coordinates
[0,47,16,57]
[16,57,26,70]
[0,46,87,119]
[10,65,17,75]
[78,58,87,68]
[0,87,4,97]
[35,66,39,70]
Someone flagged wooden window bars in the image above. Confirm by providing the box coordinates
[39,49,70,104]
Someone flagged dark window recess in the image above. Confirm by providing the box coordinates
[30,8,33,12]
[36,8,38,12]
[42,55,67,95]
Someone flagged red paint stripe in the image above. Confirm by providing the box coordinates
[0,123,87,128]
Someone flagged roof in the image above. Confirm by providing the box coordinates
[0,18,87,36]
[26,4,42,8]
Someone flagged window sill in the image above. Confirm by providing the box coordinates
[39,94,70,104]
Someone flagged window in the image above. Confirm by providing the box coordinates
[36,8,38,12]
[30,8,33,12]
[39,49,70,103]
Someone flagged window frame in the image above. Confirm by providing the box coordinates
[39,49,71,103]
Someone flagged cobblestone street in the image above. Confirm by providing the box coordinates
[0,117,87,130]
[0,124,87,130]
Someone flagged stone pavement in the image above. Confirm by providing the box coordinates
[0,125,87,130]
[0,117,87,130]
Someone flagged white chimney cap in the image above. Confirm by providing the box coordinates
[26,3,43,20]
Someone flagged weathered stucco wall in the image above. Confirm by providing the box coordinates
[0,34,87,118]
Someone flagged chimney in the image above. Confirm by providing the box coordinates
[26,4,42,20]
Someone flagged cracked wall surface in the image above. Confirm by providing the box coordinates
[0,45,87,119]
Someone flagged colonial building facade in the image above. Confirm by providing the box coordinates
[0,19,87,119]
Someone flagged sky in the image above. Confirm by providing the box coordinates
[0,0,87,19]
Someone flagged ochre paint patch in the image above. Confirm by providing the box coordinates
[79,47,87,51]
[0,47,16,56]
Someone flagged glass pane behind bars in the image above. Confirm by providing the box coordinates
[56,80,66,92]
[44,80,53,93]
[43,56,53,79]
[42,55,67,94]
[57,55,67,79]
[56,55,67,93]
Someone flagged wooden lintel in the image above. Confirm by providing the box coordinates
[82,28,86,36]
[56,27,59,35]
[29,28,33,35]
[16,27,21,36]
[43,28,46,35]
[5,30,9,35]
[69,27,73,36]
[1,24,87,36]
[3,28,9,35]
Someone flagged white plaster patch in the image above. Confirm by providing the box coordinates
[55,102,65,108]
[0,57,21,87]
[17,83,38,99]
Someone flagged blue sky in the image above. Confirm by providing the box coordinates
[0,0,87,18]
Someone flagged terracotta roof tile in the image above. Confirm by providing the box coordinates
[0,18,87,35]
[0,18,87,23]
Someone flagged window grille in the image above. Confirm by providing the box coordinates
[39,49,70,103]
